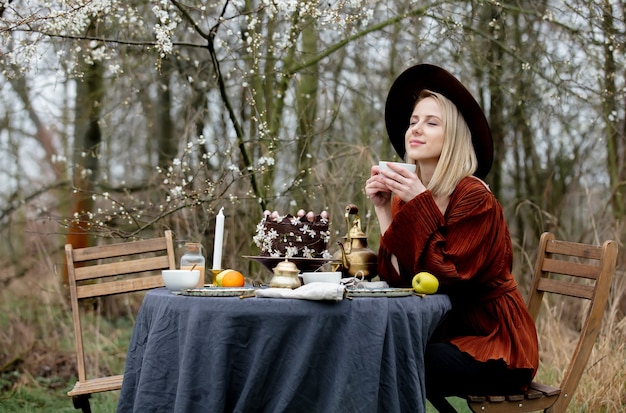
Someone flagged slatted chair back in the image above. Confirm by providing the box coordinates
[66,230,175,413]
[467,231,618,413]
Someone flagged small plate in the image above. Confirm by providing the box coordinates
[178,287,255,297]
[346,287,415,298]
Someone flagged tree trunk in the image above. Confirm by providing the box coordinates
[485,5,505,199]
[157,59,177,168]
[293,15,319,207]
[601,1,624,220]
[64,49,104,285]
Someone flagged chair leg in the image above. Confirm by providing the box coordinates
[72,395,92,413]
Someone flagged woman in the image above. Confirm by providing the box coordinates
[365,64,539,413]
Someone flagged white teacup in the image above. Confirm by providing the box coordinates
[300,272,342,285]
[379,161,416,174]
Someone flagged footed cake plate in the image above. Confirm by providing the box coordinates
[244,256,331,273]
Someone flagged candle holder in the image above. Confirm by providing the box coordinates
[210,269,223,286]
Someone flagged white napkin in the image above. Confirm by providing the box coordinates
[255,282,346,301]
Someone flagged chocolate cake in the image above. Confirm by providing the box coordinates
[253,210,331,259]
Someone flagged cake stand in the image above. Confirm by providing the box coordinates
[243,256,332,273]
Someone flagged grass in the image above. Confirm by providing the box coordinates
[0,386,119,413]
[1,263,625,412]
[0,264,134,413]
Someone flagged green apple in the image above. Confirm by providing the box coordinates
[412,271,439,294]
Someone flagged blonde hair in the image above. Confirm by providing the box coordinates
[408,90,478,196]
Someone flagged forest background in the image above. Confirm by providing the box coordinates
[0,0,625,412]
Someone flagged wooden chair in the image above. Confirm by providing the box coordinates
[66,230,176,413]
[466,232,618,413]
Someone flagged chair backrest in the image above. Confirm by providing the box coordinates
[526,232,617,412]
[66,230,175,383]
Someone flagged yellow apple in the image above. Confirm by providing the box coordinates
[412,271,439,294]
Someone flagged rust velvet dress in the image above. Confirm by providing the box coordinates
[377,176,538,379]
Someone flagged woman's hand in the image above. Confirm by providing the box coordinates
[377,162,426,203]
[365,165,392,207]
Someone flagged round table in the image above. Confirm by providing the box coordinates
[117,288,451,413]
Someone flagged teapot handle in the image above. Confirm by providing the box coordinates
[344,205,358,254]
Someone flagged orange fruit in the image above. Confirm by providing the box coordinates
[219,269,245,287]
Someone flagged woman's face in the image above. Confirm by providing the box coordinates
[404,96,444,167]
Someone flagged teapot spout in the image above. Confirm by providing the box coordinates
[337,241,350,271]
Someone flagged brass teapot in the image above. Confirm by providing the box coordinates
[332,204,377,279]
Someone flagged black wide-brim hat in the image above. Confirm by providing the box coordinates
[384,64,493,179]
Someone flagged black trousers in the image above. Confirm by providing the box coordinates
[425,342,531,413]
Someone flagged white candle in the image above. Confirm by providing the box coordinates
[212,207,225,270]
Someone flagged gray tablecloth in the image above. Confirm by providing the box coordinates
[117,288,451,413]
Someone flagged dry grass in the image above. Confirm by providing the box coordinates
[534,270,626,412]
